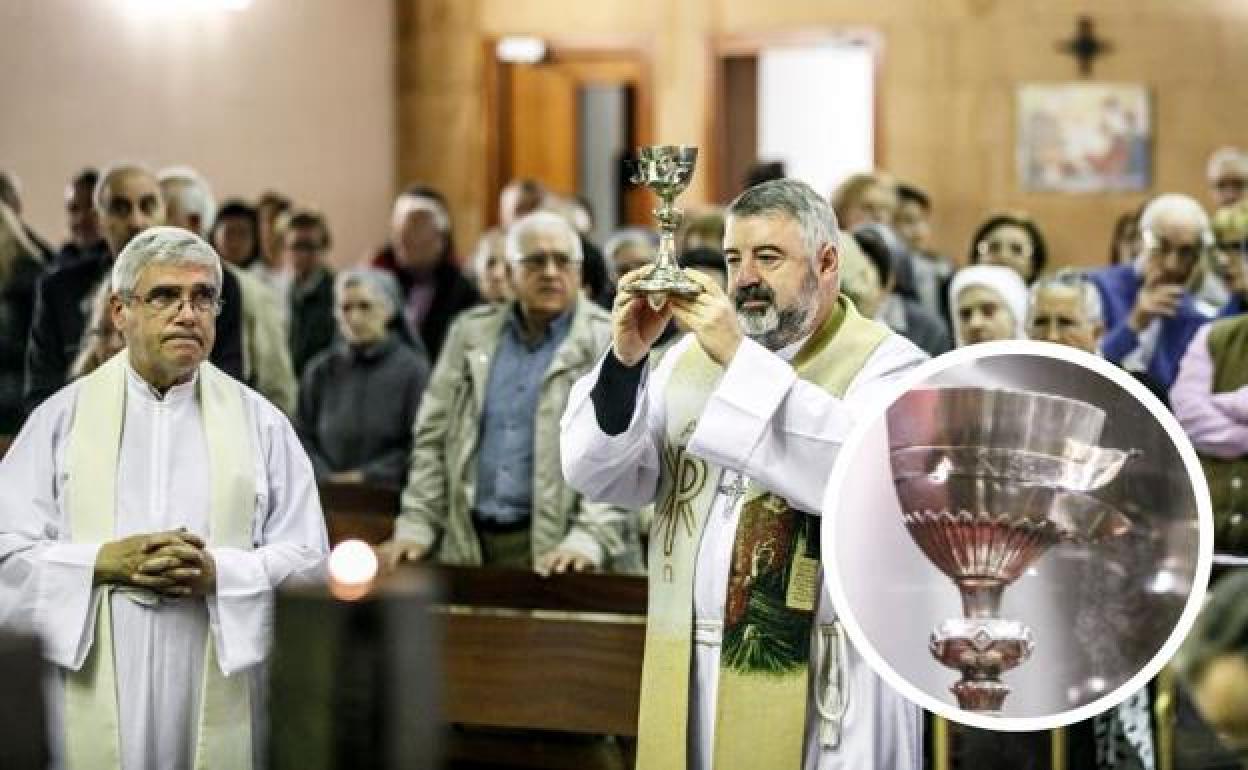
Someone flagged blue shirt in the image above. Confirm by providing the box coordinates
[473,306,573,525]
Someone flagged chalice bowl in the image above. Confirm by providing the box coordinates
[886,387,1134,712]
[626,144,702,306]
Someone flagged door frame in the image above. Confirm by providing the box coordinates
[706,27,886,202]
[482,35,656,231]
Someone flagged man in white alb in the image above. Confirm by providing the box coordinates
[0,227,328,769]
[561,178,925,769]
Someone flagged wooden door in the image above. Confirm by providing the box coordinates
[487,45,654,231]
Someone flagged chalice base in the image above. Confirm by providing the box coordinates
[929,617,1034,713]
[627,268,702,300]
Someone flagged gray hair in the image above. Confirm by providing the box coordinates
[391,192,449,233]
[333,267,401,317]
[157,166,217,233]
[1139,193,1212,243]
[726,178,839,260]
[505,210,583,264]
[602,227,658,276]
[1207,146,1248,180]
[111,226,223,294]
[94,161,156,213]
[1029,268,1103,324]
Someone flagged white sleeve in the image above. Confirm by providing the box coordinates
[0,388,104,670]
[206,403,329,675]
[688,336,925,513]
[559,343,683,509]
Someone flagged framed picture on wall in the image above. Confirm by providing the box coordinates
[1017,83,1151,193]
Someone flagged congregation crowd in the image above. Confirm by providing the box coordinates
[3,148,1248,766]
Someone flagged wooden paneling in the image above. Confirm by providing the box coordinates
[398,0,1248,272]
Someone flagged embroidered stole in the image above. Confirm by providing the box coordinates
[636,297,888,769]
[63,351,256,770]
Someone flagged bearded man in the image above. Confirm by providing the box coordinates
[560,178,925,770]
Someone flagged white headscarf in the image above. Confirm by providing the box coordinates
[949,264,1028,346]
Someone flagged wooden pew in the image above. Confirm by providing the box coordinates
[0,435,11,463]
[319,483,648,768]
[433,567,647,769]
[319,481,398,545]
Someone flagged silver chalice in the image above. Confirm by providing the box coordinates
[886,386,1134,712]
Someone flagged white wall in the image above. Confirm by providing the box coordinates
[0,0,394,267]
[758,41,874,195]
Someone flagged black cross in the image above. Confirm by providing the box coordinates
[1057,16,1112,77]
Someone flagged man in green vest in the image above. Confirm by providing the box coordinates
[561,178,925,769]
[1172,199,1248,559]
[0,226,328,769]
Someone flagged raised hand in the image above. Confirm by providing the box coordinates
[667,269,744,366]
[612,266,674,366]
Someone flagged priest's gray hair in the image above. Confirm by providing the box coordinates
[726,178,839,263]
[158,166,217,234]
[334,267,401,317]
[1029,268,1103,324]
[112,226,223,294]
[506,210,583,264]
[94,161,156,212]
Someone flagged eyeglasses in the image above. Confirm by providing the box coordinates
[518,251,577,272]
[125,285,223,317]
[1213,175,1247,193]
[1142,230,1208,263]
[976,239,1033,260]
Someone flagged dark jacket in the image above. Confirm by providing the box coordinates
[23,252,244,414]
[296,333,431,490]
[372,245,480,362]
[289,265,336,377]
[0,253,45,433]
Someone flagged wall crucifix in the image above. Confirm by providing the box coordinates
[1057,16,1112,76]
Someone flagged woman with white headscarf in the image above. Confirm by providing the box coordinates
[949,264,1029,346]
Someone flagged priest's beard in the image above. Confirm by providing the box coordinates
[735,268,820,351]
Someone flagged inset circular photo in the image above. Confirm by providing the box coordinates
[822,340,1213,731]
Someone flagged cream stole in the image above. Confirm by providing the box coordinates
[63,351,256,770]
[636,297,888,770]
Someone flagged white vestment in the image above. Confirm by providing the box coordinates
[0,363,328,770]
[561,333,927,770]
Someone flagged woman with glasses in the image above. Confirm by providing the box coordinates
[967,212,1049,284]
[296,268,430,491]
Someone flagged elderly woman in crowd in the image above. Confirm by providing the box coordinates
[949,264,1028,347]
[296,268,431,490]
[967,212,1049,284]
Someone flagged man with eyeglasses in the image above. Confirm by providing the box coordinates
[283,208,337,377]
[0,226,328,769]
[378,210,637,575]
[1026,269,1104,354]
[24,162,243,416]
[1089,193,1244,400]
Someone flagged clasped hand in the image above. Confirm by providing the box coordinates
[95,529,216,598]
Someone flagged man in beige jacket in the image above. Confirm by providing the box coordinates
[379,211,638,574]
